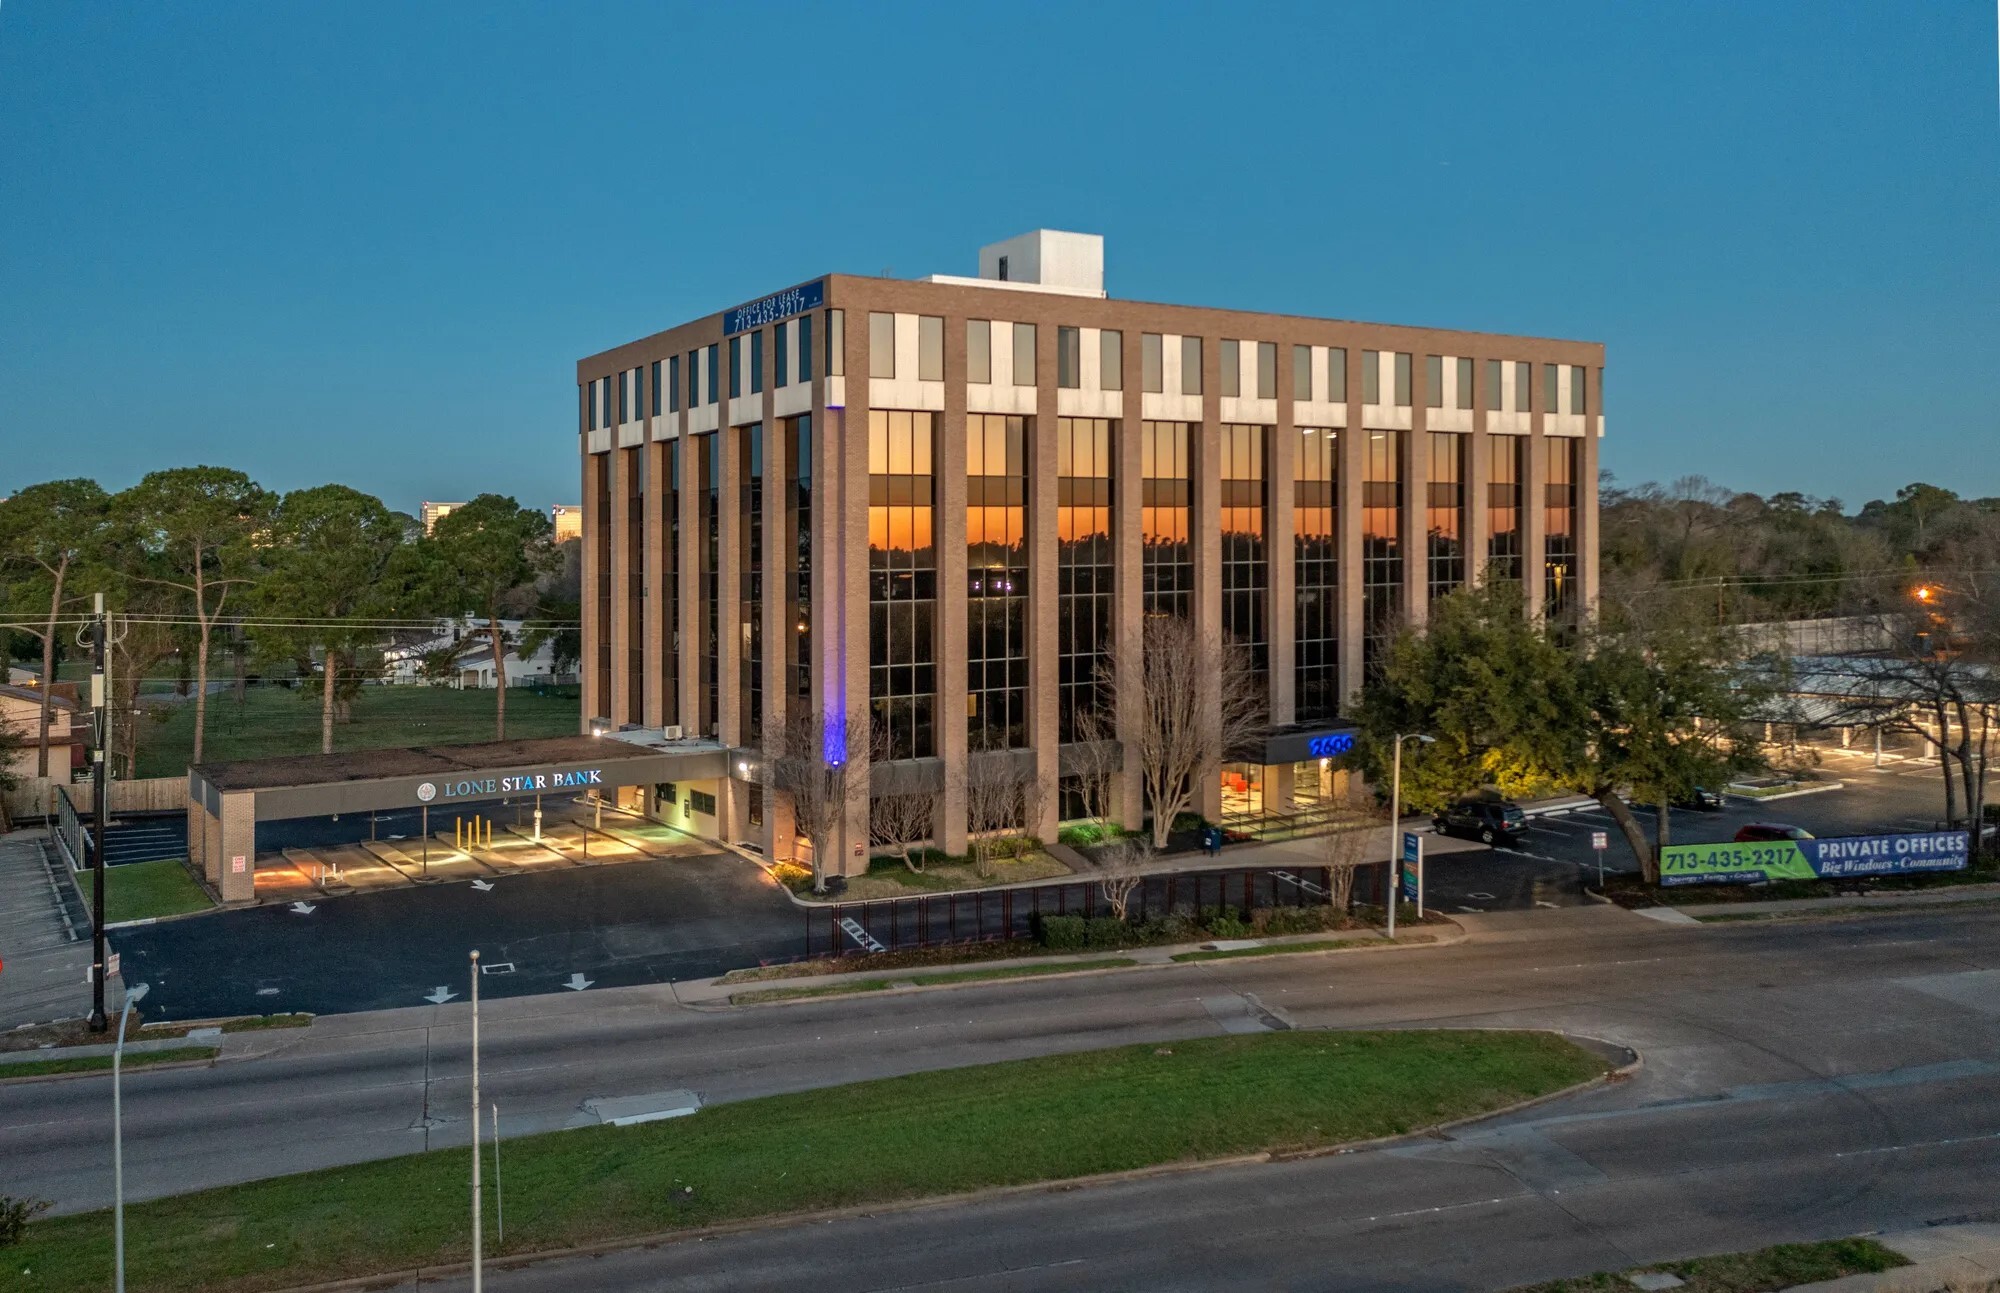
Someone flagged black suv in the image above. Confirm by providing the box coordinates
[1432,796,1529,845]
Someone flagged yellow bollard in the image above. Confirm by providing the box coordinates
[455,818,462,851]
[483,817,492,849]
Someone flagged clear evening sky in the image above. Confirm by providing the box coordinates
[2,1,1995,515]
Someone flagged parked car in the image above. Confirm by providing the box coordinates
[1432,796,1529,845]
[1671,785,1724,811]
[1733,822,1814,843]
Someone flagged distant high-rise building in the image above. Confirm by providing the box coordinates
[550,504,583,542]
[420,501,465,535]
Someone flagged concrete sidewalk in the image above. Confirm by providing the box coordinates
[1671,882,2000,920]
[673,919,1466,1007]
[1787,1224,2000,1290]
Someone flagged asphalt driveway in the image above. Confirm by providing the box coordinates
[111,851,801,1019]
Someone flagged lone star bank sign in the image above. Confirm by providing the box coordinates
[415,768,606,804]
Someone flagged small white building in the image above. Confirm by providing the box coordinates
[379,616,565,689]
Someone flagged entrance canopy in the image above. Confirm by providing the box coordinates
[188,734,727,901]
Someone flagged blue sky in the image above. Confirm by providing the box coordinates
[2,0,1995,515]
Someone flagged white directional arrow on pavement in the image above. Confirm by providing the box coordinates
[424,987,457,1004]
[562,973,594,991]
[470,879,494,891]
[289,901,317,915]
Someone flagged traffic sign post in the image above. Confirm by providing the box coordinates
[1591,829,1608,890]
[1401,831,1424,919]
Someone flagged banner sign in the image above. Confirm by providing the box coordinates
[415,767,606,805]
[1401,831,1421,901]
[1658,830,1969,887]
[724,279,824,335]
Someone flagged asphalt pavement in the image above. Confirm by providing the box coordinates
[108,850,802,1018]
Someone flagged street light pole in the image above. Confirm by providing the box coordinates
[1386,733,1435,940]
[88,592,110,1032]
[470,949,482,1293]
[113,981,150,1293]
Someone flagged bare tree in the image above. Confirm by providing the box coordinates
[1815,571,1998,830]
[1095,834,1152,922]
[1069,705,1124,839]
[766,709,858,894]
[1318,806,1375,913]
[956,757,1040,879]
[1098,615,1265,849]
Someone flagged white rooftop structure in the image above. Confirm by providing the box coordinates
[926,229,1106,298]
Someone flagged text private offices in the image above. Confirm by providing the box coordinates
[577,230,1603,876]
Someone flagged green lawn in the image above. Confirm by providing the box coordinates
[136,686,581,775]
[104,859,214,924]
[11,1030,1606,1293]
[0,1046,217,1081]
[730,980,895,1004]
[1507,1237,1905,1292]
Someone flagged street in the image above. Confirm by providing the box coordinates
[5,898,1997,1293]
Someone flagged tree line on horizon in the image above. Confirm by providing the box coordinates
[0,469,581,789]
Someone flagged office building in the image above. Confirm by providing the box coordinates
[577,232,1602,874]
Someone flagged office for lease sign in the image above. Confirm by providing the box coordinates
[1658,831,1969,887]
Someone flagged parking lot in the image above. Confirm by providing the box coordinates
[110,847,802,1020]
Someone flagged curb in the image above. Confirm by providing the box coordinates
[261,1028,1638,1293]
[1726,780,1844,803]
[0,1051,218,1087]
[704,919,1469,1009]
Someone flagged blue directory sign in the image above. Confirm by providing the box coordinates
[1401,830,1421,901]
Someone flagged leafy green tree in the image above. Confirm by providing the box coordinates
[1355,581,1765,883]
[119,468,272,765]
[253,485,414,753]
[0,479,110,776]
[419,494,557,739]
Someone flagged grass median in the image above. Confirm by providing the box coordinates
[104,859,213,924]
[13,1030,1607,1293]
[0,1046,217,1081]
[1507,1236,1905,1291]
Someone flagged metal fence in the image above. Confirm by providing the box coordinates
[802,863,1395,958]
[52,785,88,872]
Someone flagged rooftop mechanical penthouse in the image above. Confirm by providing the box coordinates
[577,231,1603,877]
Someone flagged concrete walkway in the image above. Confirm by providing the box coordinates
[1787,1224,2000,1290]
[1670,881,2000,920]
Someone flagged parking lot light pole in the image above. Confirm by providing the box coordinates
[470,950,482,1292]
[1386,733,1435,940]
[114,980,151,1293]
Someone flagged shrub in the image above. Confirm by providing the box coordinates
[1258,905,1343,936]
[1204,913,1252,940]
[1034,914,1087,950]
[0,1196,50,1248]
[1083,917,1129,949]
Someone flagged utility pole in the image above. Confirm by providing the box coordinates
[89,592,109,1033]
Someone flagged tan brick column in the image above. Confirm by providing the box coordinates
[641,439,667,728]
[1337,349,1366,707]
[1580,368,1602,617]
[217,790,255,904]
[759,330,788,858]
[835,316,873,878]
[1268,368,1297,726]
[580,443,602,730]
[1113,331,1145,832]
[1193,337,1223,822]
[1525,369,1549,620]
[677,432,701,738]
[1466,364,1491,589]
[1403,363,1430,630]
[936,323,971,853]
[1028,329,1060,840]
[716,415,745,841]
